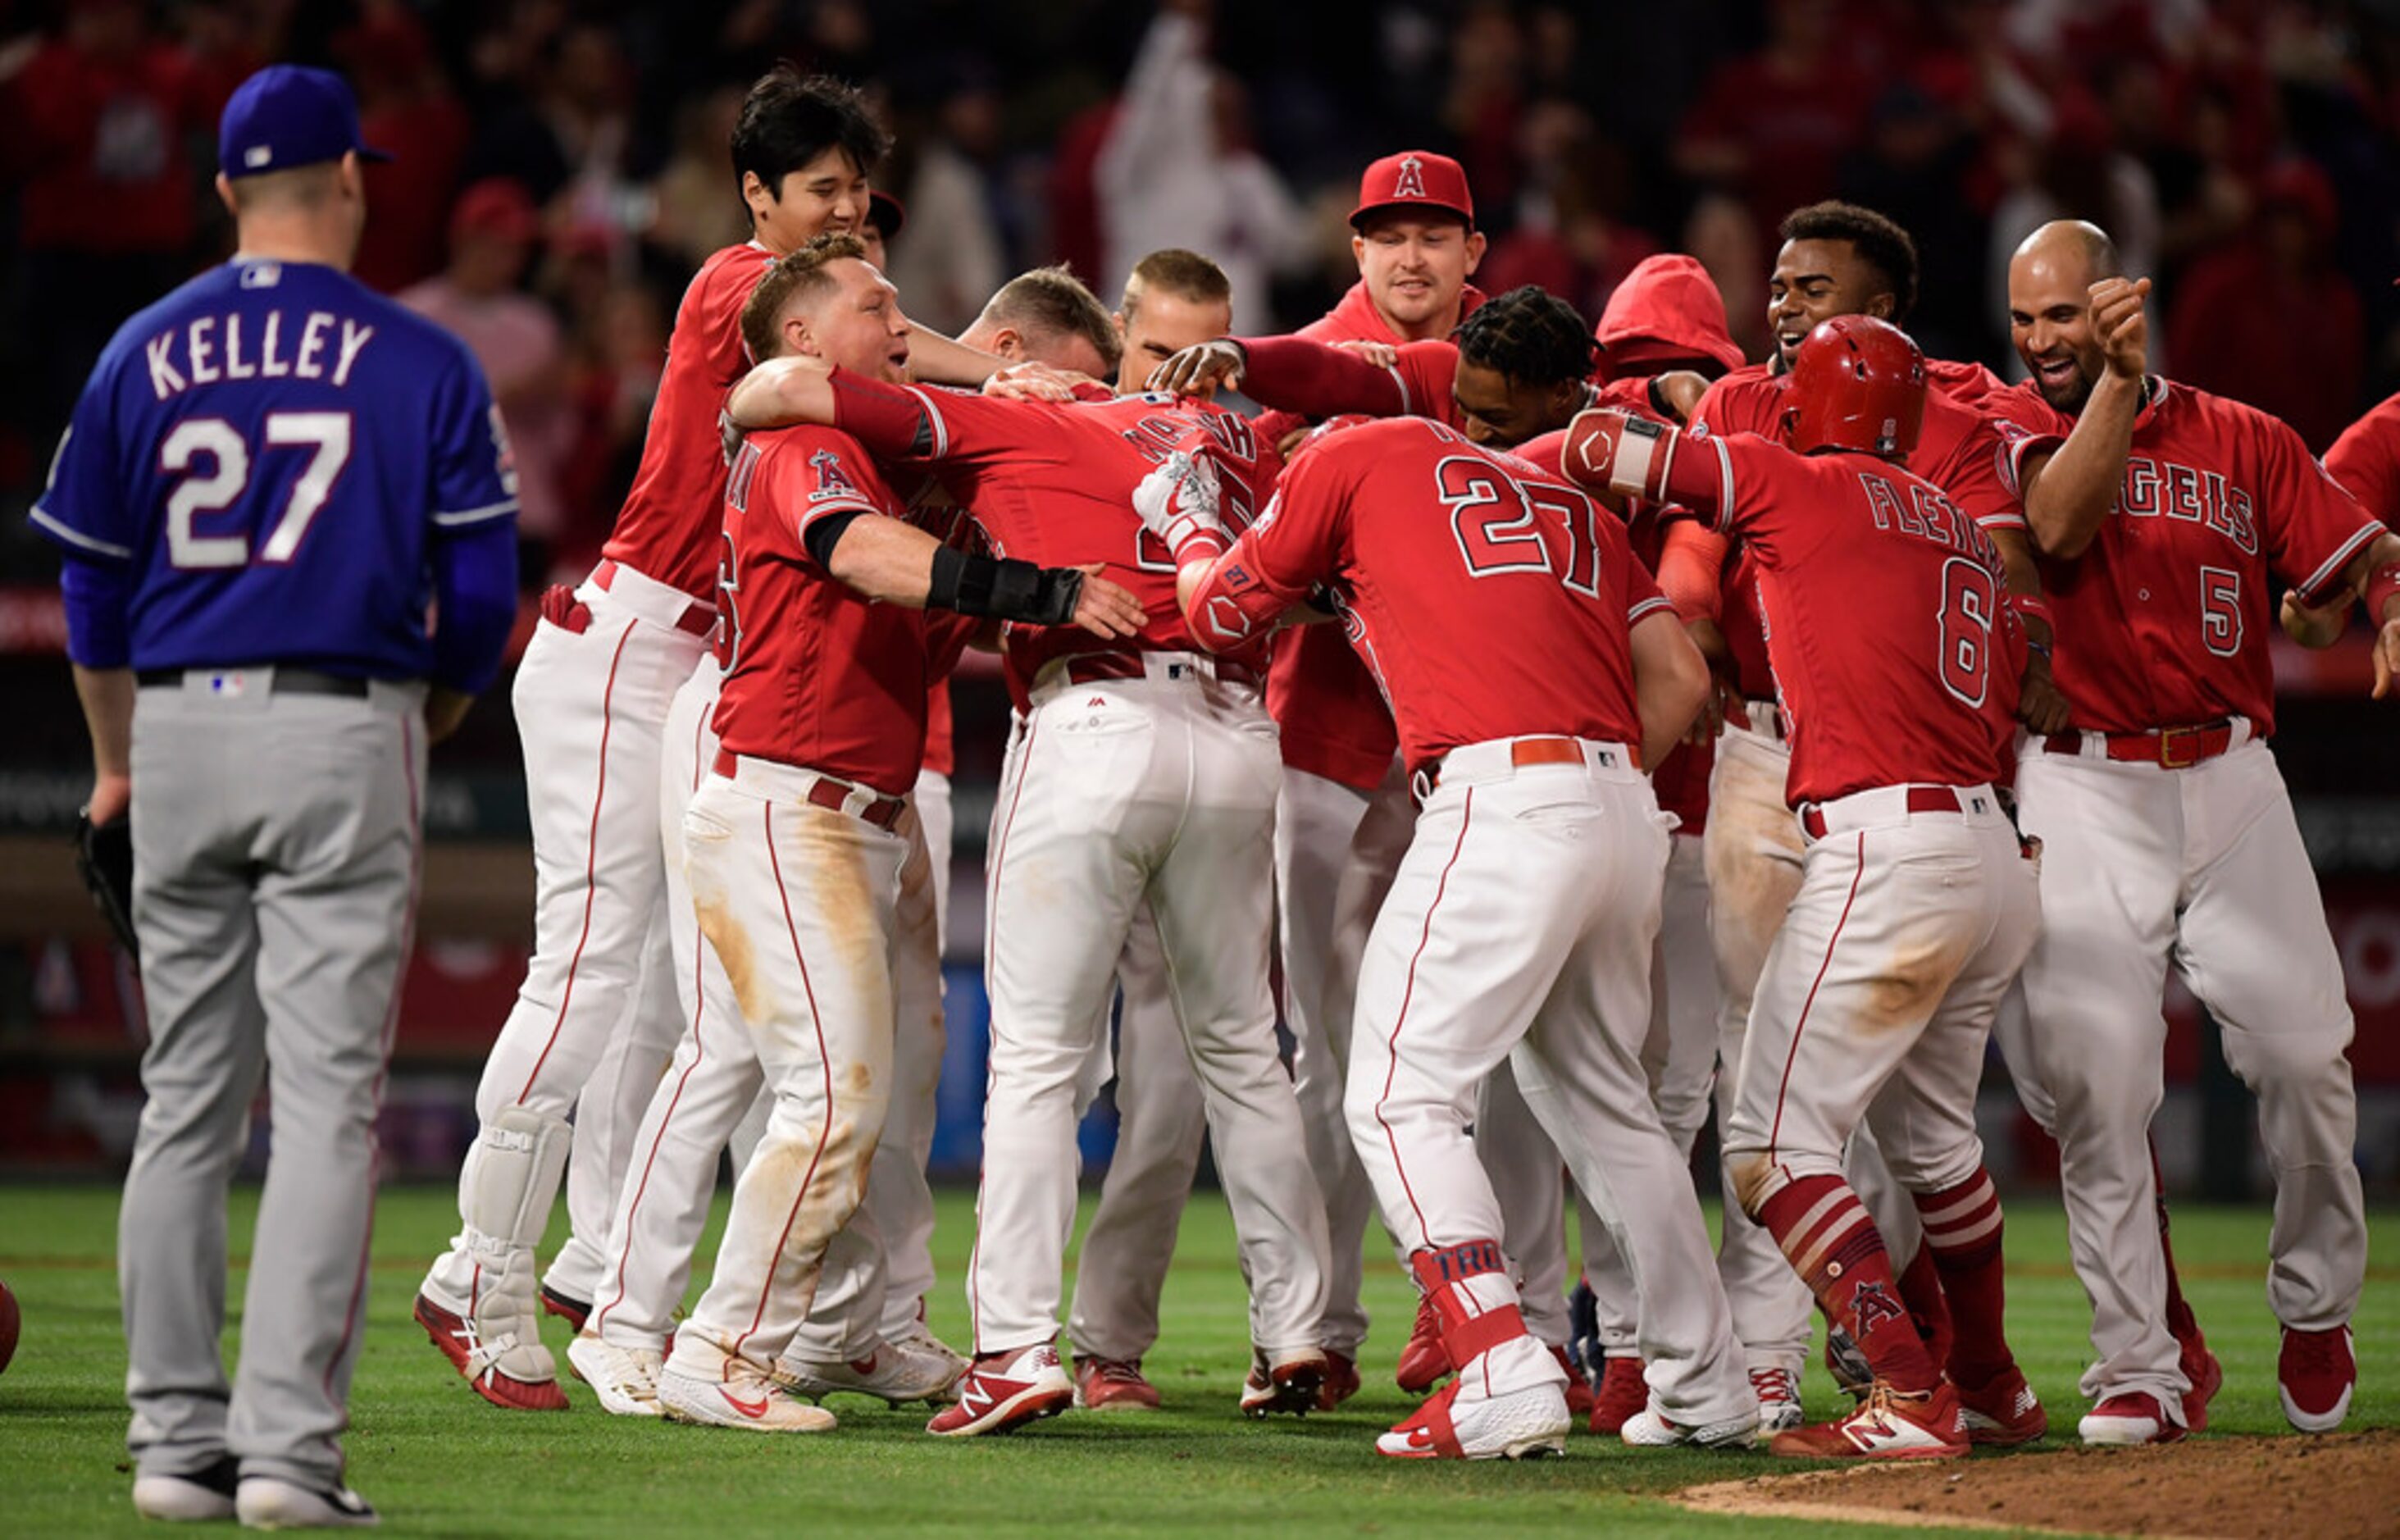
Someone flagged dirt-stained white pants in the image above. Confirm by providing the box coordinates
[664,760,906,1374]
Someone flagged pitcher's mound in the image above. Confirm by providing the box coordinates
[1675,1429,2398,1539]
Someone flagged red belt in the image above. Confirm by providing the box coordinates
[2040,719,2235,770]
[1799,785,1961,841]
[713,749,906,830]
[594,558,716,638]
[1422,735,1592,792]
[1060,653,1259,689]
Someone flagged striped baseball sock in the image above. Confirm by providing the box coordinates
[1757,1174,1939,1395]
[1910,1167,2012,1390]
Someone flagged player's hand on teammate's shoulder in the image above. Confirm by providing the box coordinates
[2089,276,2152,381]
[1330,339,1400,370]
[2371,613,2400,700]
[983,362,1086,402]
[1065,563,1148,639]
[1148,339,1246,399]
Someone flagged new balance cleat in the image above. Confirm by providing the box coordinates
[1956,1365,2046,1447]
[1770,1383,1968,1460]
[927,1343,1074,1437]
[1072,1354,1161,1411]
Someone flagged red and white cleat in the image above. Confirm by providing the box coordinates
[2278,1325,2354,1433]
[1241,1346,1328,1418]
[538,1284,590,1335]
[2078,1389,2180,1447]
[927,1343,1074,1437]
[1955,1365,2047,1447]
[1072,1355,1160,1411]
[1375,1378,1569,1460]
[1770,1383,1969,1460]
[1395,1292,1450,1394]
[1750,1365,1805,1433]
[2182,1346,2223,1434]
[412,1292,568,1411]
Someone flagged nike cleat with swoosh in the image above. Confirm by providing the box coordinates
[657,1358,836,1433]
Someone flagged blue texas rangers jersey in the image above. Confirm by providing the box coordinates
[33,257,518,681]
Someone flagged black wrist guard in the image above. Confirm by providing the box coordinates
[928,545,1086,626]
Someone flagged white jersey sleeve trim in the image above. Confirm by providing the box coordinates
[30,504,134,559]
[902,386,950,458]
[2294,521,2381,604]
[1710,437,1737,532]
[1628,594,1677,625]
[433,498,521,528]
[1384,362,1412,416]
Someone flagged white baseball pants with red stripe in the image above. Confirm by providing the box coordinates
[1570,829,1719,1355]
[663,760,906,1374]
[1720,786,2038,1216]
[1346,740,1751,1424]
[422,562,706,1314]
[2009,739,2362,1409]
[970,659,1328,1357]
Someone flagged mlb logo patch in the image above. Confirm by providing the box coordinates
[244,144,273,169]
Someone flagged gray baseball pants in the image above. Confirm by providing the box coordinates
[120,671,425,1488]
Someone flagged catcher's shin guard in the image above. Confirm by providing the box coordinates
[425,1106,574,1408]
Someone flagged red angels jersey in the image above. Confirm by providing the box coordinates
[602,241,776,599]
[2325,390,2400,522]
[1692,360,2039,702]
[1221,417,1669,775]
[1986,378,2384,737]
[1690,433,2027,805]
[827,376,1280,700]
[1258,285,1486,791]
[713,424,972,795]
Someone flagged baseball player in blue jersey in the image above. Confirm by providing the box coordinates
[33,66,519,1529]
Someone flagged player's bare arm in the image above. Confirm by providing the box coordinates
[905,326,1012,388]
[70,664,134,826]
[1628,608,1711,772]
[818,511,1145,639]
[726,354,840,431]
[2015,276,2152,560]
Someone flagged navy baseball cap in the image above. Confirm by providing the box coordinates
[219,66,391,179]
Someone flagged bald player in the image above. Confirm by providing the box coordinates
[1994,221,2398,1443]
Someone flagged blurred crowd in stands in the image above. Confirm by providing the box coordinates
[4,0,2398,589]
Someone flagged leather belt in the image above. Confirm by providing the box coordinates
[594,558,716,638]
[1800,784,1961,841]
[713,749,904,829]
[135,667,369,699]
[2040,719,2235,770]
[1422,735,1589,793]
[1060,652,1259,689]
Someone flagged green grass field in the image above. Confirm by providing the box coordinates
[0,1183,2390,1538]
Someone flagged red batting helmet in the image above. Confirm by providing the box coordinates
[1780,315,1926,461]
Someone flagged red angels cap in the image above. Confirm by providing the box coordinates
[1350,151,1474,230]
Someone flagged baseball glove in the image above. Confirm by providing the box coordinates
[74,808,138,963]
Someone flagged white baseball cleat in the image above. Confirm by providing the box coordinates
[131,1456,239,1522]
[657,1358,836,1433]
[1620,1405,1761,1450]
[567,1333,664,1418]
[778,1335,964,1406]
[890,1318,971,1382]
[1376,1379,1571,1460]
[234,1476,379,1529]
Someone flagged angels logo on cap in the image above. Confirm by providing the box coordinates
[1349,149,1474,230]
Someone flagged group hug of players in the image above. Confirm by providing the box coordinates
[414,70,2400,1462]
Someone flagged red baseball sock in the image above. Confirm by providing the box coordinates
[1756,1175,1939,1394]
[1895,1242,1955,1374]
[1911,1168,2012,1390]
[2152,1146,2203,1355]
